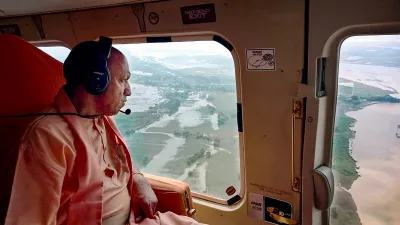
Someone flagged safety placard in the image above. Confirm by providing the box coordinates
[246,49,276,71]
[248,192,297,225]
[180,3,216,24]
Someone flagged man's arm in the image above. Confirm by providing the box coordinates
[130,164,158,223]
[6,123,71,225]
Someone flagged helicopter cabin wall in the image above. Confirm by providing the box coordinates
[0,0,306,225]
[304,0,400,225]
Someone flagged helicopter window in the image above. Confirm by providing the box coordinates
[331,35,400,225]
[38,40,241,202]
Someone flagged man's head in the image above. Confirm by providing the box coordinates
[63,39,131,116]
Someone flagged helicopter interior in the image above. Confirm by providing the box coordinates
[0,0,400,225]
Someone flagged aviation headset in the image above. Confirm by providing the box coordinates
[0,36,131,119]
[64,36,112,96]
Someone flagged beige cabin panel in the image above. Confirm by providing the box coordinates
[68,6,140,42]
[41,13,77,47]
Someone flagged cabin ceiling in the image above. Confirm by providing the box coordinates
[0,0,159,17]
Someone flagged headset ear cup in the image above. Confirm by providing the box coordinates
[85,58,110,95]
[85,70,109,95]
[77,37,112,95]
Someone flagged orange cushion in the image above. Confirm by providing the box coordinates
[144,173,196,218]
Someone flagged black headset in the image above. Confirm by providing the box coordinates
[84,36,112,95]
[0,36,131,119]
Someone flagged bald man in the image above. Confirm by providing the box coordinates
[5,39,205,225]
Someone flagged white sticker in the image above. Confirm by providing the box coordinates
[246,48,276,71]
[248,192,264,221]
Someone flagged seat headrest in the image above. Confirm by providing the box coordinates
[0,34,66,115]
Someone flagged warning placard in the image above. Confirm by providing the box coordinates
[246,49,276,71]
[248,192,297,225]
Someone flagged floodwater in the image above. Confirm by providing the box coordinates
[346,103,400,225]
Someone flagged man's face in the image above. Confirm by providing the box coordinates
[96,50,131,116]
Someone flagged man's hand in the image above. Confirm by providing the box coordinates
[131,173,158,223]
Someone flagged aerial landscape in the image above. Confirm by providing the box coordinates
[331,35,400,225]
[112,41,240,199]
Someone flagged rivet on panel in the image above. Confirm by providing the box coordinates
[307,117,313,122]
[280,70,284,73]
[296,70,301,74]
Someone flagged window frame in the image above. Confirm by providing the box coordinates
[33,32,245,207]
[305,22,400,224]
[31,40,71,49]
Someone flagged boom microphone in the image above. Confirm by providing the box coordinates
[119,109,131,115]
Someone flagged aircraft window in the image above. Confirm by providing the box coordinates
[38,41,241,201]
[331,35,400,225]
[38,46,70,63]
[113,41,240,201]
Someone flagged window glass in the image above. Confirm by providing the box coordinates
[113,41,240,200]
[38,46,70,63]
[331,35,400,225]
[38,41,241,200]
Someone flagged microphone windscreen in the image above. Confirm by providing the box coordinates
[125,108,131,115]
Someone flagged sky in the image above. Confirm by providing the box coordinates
[38,40,232,63]
[343,34,400,47]
[115,41,232,59]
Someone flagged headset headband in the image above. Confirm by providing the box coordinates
[98,36,112,59]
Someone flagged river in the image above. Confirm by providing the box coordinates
[346,103,400,225]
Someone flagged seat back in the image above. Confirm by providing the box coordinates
[0,34,65,223]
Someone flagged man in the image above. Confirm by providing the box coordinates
[5,38,205,225]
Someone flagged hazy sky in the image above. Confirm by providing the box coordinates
[115,41,231,59]
[39,41,231,63]
[39,46,70,63]
[343,34,400,47]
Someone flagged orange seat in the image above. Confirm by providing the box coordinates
[0,34,65,224]
[0,34,195,223]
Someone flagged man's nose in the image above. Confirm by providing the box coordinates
[124,87,132,96]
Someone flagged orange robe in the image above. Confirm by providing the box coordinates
[5,87,205,225]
